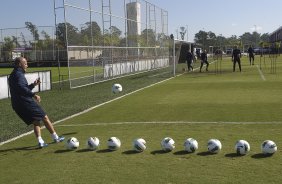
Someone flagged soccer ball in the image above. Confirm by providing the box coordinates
[112,83,122,94]
[161,137,175,152]
[207,139,222,153]
[133,138,146,152]
[235,140,250,155]
[107,137,121,151]
[184,138,198,153]
[87,137,100,151]
[66,137,79,150]
[261,140,277,155]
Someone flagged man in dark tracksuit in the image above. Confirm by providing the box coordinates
[8,57,64,148]
[200,50,209,72]
[247,46,255,65]
[186,49,194,72]
[232,46,242,72]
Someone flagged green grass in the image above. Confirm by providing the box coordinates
[1,123,282,183]
[0,67,174,142]
[0,66,103,82]
[1,55,282,183]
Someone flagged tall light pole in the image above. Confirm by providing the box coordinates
[254,25,257,47]
[0,42,2,62]
[219,34,222,49]
[170,34,176,76]
[186,25,188,42]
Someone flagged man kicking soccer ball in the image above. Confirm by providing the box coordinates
[8,57,64,148]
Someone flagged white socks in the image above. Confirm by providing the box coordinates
[38,133,59,144]
[51,132,59,140]
[37,136,45,144]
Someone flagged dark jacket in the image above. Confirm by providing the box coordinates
[8,67,45,124]
[200,52,207,61]
[248,47,254,56]
[232,49,241,61]
[8,67,36,108]
[186,52,193,62]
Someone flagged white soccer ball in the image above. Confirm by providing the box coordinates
[161,137,175,152]
[235,140,250,155]
[66,137,79,150]
[207,139,222,153]
[107,137,121,151]
[184,138,198,153]
[112,83,122,94]
[133,138,146,152]
[261,140,277,155]
[87,137,100,151]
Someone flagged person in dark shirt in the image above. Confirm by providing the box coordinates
[186,49,194,72]
[200,50,209,72]
[196,49,201,60]
[247,46,255,65]
[8,57,64,148]
[232,46,242,72]
[214,49,223,60]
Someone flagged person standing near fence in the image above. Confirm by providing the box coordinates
[186,49,194,72]
[232,46,242,72]
[248,45,255,65]
[8,57,65,148]
[200,50,209,72]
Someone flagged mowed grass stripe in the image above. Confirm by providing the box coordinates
[1,123,282,183]
[55,121,282,127]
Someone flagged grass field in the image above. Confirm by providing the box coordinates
[1,55,282,183]
[0,66,103,83]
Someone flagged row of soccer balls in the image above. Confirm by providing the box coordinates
[66,137,278,155]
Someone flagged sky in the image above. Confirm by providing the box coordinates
[0,0,281,42]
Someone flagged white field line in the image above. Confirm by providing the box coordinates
[55,121,282,127]
[0,76,175,146]
[149,71,171,78]
[256,65,266,81]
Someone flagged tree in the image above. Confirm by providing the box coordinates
[12,36,20,48]
[81,21,102,46]
[140,29,156,47]
[41,30,53,50]
[194,30,216,50]
[20,32,28,47]
[260,33,270,43]
[25,22,39,41]
[194,30,207,48]
[252,31,261,47]
[56,22,79,47]
[2,37,16,60]
[240,32,253,46]
[109,26,122,37]
[102,26,122,46]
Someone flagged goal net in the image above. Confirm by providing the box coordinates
[54,0,171,89]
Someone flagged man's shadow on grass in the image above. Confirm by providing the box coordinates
[96,149,118,153]
[122,150,142,154]
[61,132,78,136]
[197,151,219,156]
[0,132,78,154]
[151,150,171,155]
[173,150,196,155]
[0,145,38,153]
[251,153,275,159]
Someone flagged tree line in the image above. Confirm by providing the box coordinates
[1,21,277,61]
[178,26,272,51]
[1,21,171,61]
